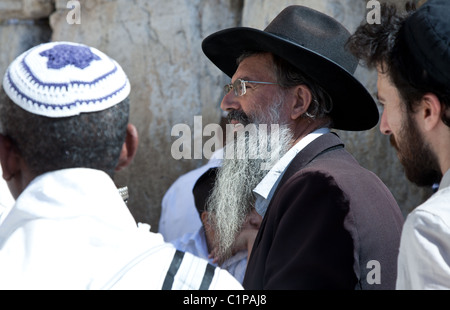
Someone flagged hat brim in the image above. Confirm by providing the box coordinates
[202,27,379,131]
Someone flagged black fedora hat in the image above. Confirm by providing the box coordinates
[202,5,378,131]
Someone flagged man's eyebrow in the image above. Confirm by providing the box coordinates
[238,76,252,81]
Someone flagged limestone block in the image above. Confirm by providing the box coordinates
[50,0,242,229]
[0,21,52,78]
[0,0,53,20]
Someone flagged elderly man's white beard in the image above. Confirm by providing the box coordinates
[207,123,293,261]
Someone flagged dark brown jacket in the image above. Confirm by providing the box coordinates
[243,133,404,290]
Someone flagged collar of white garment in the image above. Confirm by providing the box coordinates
[12,168,133,222]
[439,169,450,190]
[253,127,330,217]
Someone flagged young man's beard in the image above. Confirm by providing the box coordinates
[207,95,293,262]
[392,113,442,187]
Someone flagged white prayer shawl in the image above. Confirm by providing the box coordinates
[170,227,248,284]
[0,168,242,290]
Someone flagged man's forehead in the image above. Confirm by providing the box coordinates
[233,53,276,79]
[376,69,396,88]
[376,70,406,111]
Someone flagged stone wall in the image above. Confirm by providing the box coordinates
[0,0,432,231]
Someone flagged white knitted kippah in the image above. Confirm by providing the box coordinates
[2,41,130,117]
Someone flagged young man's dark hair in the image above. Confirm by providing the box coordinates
[347,1,450,125]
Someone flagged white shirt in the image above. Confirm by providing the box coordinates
[396,169,450,289]
[253,128,330,217]
[159,149,223,241]
[0,168,242,290]
[170,227,248,284]
[0,203,10,225]
[0,166,14,224]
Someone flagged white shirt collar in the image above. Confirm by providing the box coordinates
[253,128,330,217]
[7,168,135,225]
[0,204,8,225]
[439,169,450,190]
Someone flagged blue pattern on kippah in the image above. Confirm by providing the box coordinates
[21,57,118,90]
[39,44,101,69]
[6,70,128,111]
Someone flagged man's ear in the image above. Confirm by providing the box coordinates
[290,84,313,120]
[201,211,209,226]
[115,124,139,172]
[0,134,20,181]
[420,93,442,132]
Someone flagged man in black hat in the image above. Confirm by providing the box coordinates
[348,0,450,289]
[202,5,404,289]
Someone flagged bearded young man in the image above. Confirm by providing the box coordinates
[348,0,450,289]
[202,5,404,290]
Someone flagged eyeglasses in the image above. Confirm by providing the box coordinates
[224,79,277,97]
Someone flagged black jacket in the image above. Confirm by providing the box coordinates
[243,133,404,289]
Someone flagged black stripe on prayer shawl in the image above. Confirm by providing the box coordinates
[199,263,216,290]
[162,250,185,290]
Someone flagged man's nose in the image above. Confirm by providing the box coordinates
[220,91,241,112]
[379,109,392,136]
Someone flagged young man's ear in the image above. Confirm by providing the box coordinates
[115,124,139,172]
[0,134,29,199]
[201,211,208,225]
[420,93,442,132]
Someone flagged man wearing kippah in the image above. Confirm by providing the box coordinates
[202,5,404,289]
[348,0,450,289]
[0,41,242,290]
